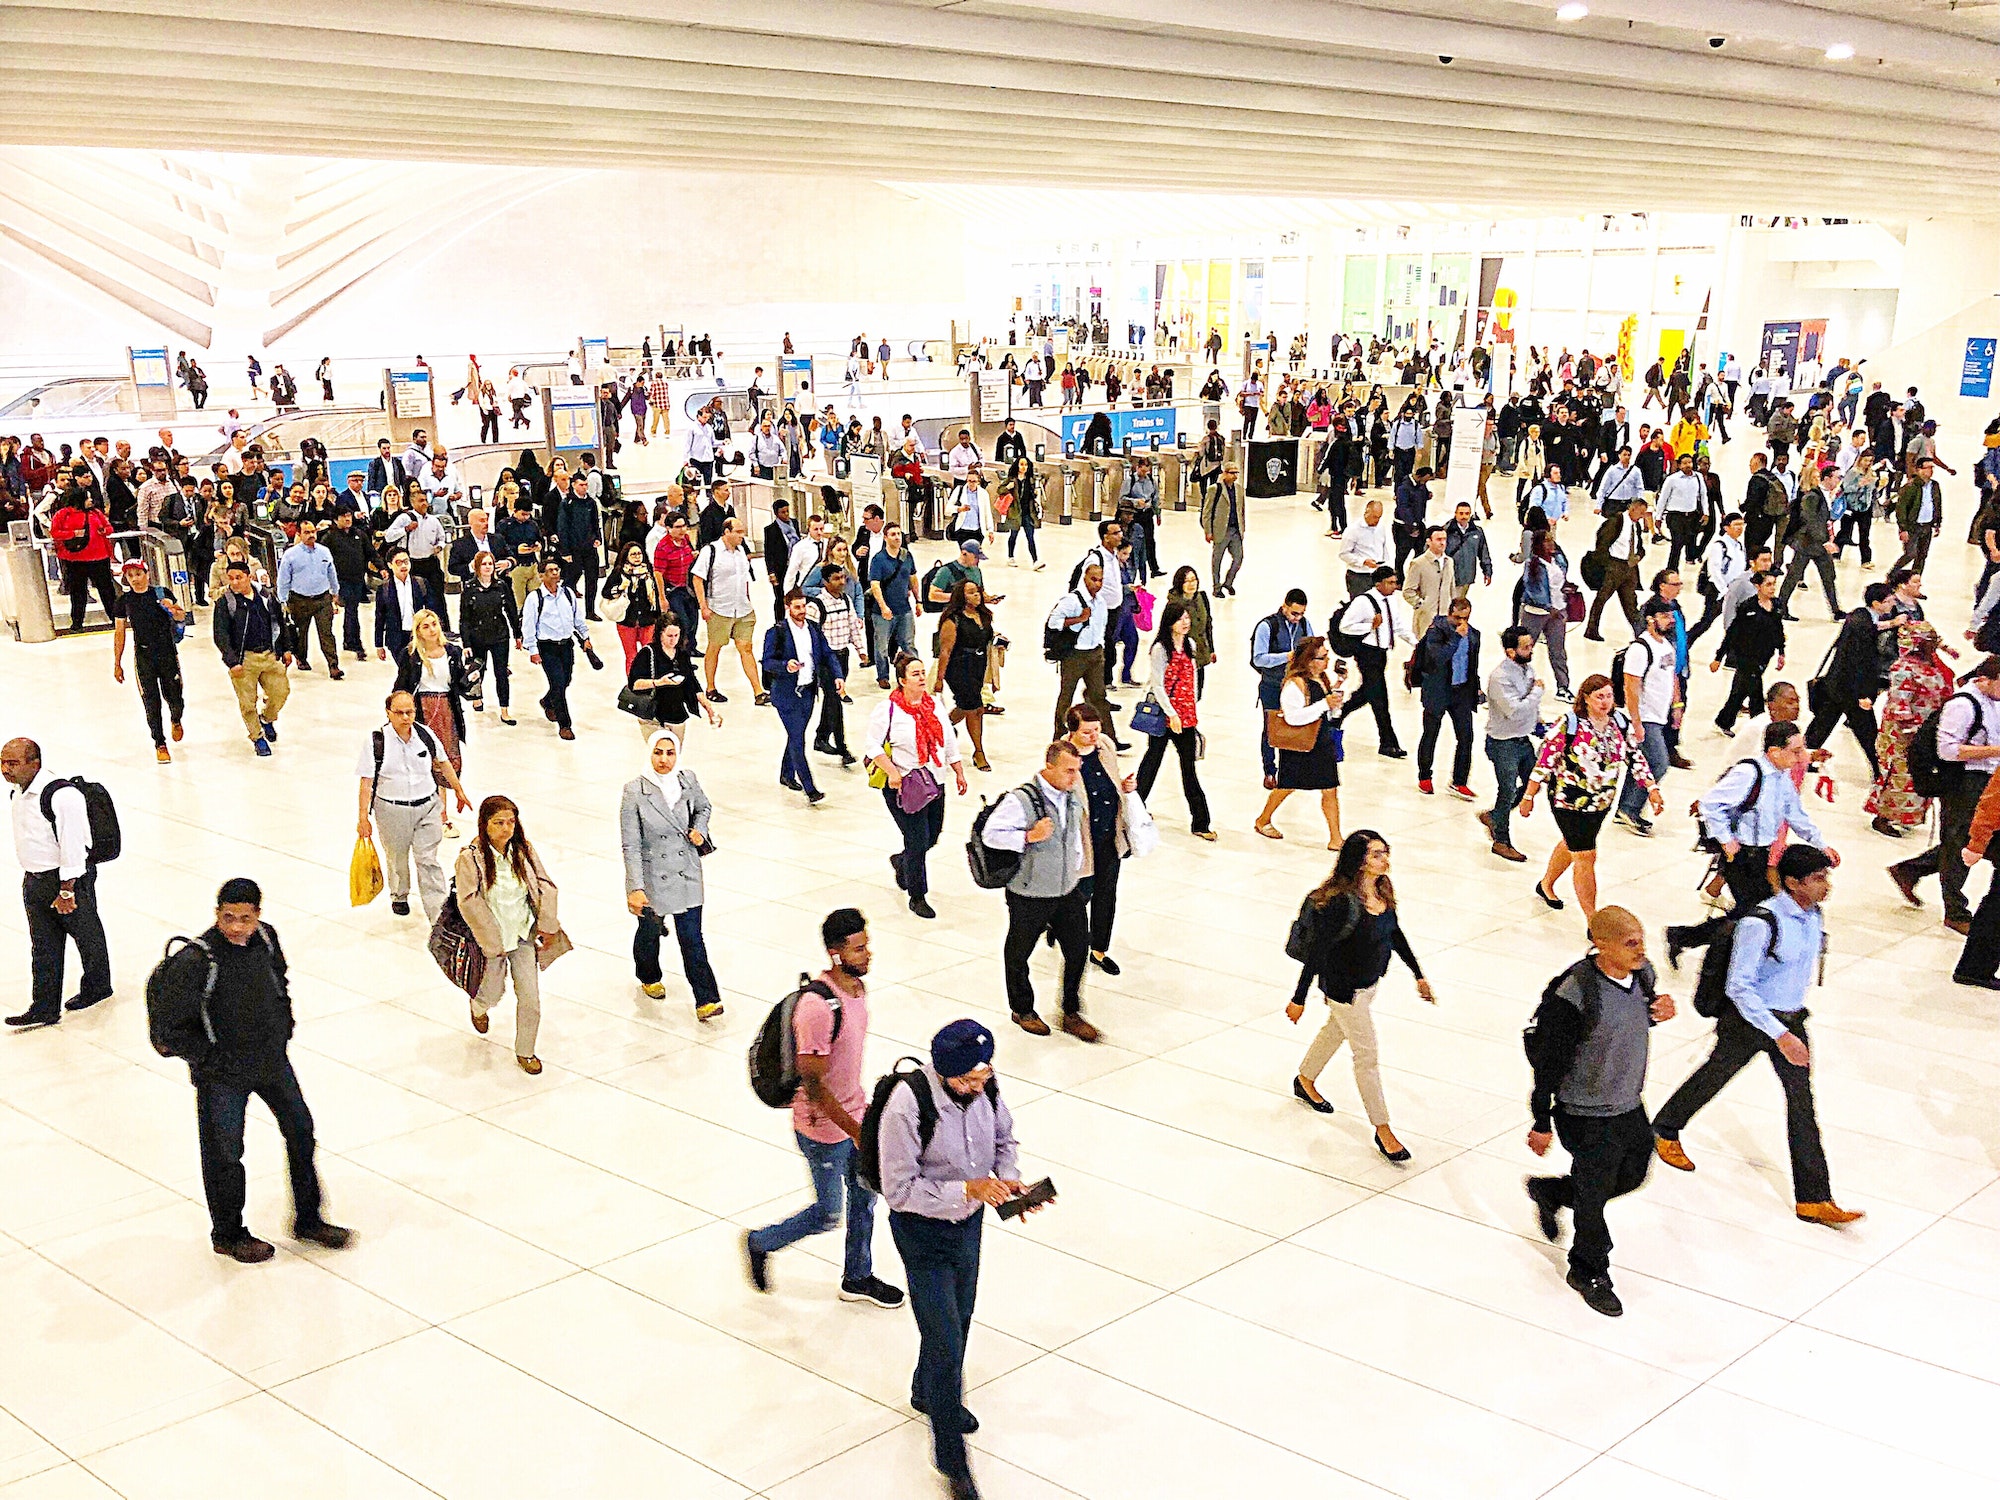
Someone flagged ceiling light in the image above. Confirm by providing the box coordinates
[1556,2,1588,18]
[1825,42,1854,59]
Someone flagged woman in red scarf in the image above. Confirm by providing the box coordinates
[865,652,968,918]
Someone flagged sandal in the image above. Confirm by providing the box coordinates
[973,755,992,772]
[1254,822,1283,840]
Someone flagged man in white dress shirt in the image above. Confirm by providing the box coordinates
[4,740,115,1028]
[1335,567,1413,758]
[356,691,470,920]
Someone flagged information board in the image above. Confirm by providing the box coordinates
[389,369,432,419]
[1962,337,1996,400]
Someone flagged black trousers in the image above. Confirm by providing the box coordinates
[1136,725,1211,832]
[195,1058,324,1245]
[889,1209,982,1481]
[1654,1005,1832,1204]
[1743,511,1779,562]
[813,651,849,752]
[1417,697,1475,785]
[1804,694,1879,778]
[1890,778,1983,924]
[339,580,367,653]
[534,638,576,729]
[1338,643,1401,751]
[1835,508,1872,565]
[1532,1107,1653,1281]
[61,558,118,630]
[1669,845,1772,953]
[409,556,448,619]
[1686,579,1724,643]
[1955,857,2000,982]
[560,550,600,615]
[133,646,185,746]
[1081,835,1121,954]
[20,869,113,1022]
[1001,887,1088,1017]
[1714,660,1770,734]
[1665,511,1702,573]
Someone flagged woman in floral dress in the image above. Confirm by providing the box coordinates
[1866,621,1954,838]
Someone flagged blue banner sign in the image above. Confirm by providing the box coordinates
[1962,337,1996,400]
[1060,407,1178,455]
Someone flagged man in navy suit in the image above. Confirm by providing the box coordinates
[373,548,435,663]
[761,589,842,804]
[365,438,403,502]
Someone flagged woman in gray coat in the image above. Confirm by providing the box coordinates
[620,728,725,1019]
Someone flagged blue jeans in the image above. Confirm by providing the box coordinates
[632,905,722,1011]
[1618,720,1670,817]
[870,611,915,685]
[889,1209,983,1480]
[1006,521,1038,562]
[749,1133,875,1282]
[1485,735,1535,847]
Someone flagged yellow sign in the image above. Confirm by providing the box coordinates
[1617,315,1638,382]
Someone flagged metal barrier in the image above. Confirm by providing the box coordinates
[0,526,179,642]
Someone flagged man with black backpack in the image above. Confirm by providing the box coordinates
[1524,907,1674,1317]
[744,909,905,1310]
[4,739,115,1029]
[1889,656,2000,936]
[1652,845,1864,1230]
[875,1019,1027,1500]
[150,876,352,1263]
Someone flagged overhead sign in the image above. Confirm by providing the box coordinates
[389,368,432,419]
[582,337,610,370]
[1059,407,1176,453]
[1962,337,1996,399]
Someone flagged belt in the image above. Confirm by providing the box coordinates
[377,794,435,807]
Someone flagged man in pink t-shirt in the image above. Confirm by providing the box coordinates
[744,909,905,1309]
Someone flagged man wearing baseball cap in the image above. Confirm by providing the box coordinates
[879,1019,1024,1500]
[1652,844,1865,1228]
[109,556,188,762]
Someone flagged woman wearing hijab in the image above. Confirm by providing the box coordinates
[866,651,968,919]
[620,729,725,1019]
[1865,620,1955,838]
[455,795,569,1074]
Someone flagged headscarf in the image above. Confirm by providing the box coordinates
[890,680,946,767]
[1897,619,1941,660]
[645,728,683,807]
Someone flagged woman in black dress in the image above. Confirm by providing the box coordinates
[1254,635,1347,848]
[627,616,719,737]
[931,579,993,771]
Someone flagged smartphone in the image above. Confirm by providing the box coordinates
[1333,660,1349,677]
[469,484,483,505]
[995,1176,1057,1220]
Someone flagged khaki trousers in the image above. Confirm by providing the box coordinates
[1298,982,1389,1126]
[474,938,542,1058]
[230,651,289,740]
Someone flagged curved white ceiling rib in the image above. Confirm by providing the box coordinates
[0,0,1992,214]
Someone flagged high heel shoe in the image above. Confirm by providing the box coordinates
[1374,1126,1411,1163]
[1292,1076,1334,1114]
[973,755,992,772]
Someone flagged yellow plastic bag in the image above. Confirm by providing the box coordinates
[349,836,384,907]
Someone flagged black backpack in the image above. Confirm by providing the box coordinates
[1907,692,1977,800]
[40,777,121,865]
[1328,595,1379,659]
[854,1057,1000,1196]
[967,782,1047,890]
[1692,759,1764,855]
[1285,892,1360,964]
[747,974,841,1107]
[1689,908,1782,1019]
[146,933,219,1060]
[920,561,949,614]
[1043,594,1088,662]
[1523,957,1657,1069]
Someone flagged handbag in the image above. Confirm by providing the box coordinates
[1123,789,1160,858]
[349,836,383,907]
[599,590,629,623]
[1265,707,1320,753]
[616,683,653,718]
[1562,581,1586,623]
[897,765,942,814]
[427,890,488,999]
[1132,586,1156,633]
[1130,694,1170,737]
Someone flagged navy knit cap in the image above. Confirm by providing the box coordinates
[932,1019,995,1078]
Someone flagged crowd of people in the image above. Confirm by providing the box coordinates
[7,328,1999,1500]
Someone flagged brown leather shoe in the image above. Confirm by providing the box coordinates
[469,1003,489,1035]
[1013,1012,1051,1036]
[1491,842,1527,863]
[1888,865,1922,907]
[1796,1200,1865,1227]
[1060,1013,1101,1044]
[517,1055,543,1075]
[1654,1137,1696,1172]
[1944,916,1972,937]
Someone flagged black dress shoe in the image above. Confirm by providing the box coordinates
[1292,1076,1334,1114]
[780,777,801,791]
[5,1010,59,1029]
[1953,973,2000,990]
[805,790,827,805]
[1567,1268,1623,1317]
[293,1220,353,1249]
[911,1397,980,1433]
[1526,1177,1562,1241]
[64,991,112,1012]
[213,1234,276,1264]
[908,895,936,919]
[1379,746,1409,760]
[1089,951,1121,975]
[391,899,411,916]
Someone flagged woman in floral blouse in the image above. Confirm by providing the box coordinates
[1136,601,1214,839]
[1517,672,1661,921]
[1866,620,1955,837]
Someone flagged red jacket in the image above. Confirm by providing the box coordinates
[50,505,114,563]
[18,448,56,492]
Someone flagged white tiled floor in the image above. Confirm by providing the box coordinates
[3,441,1994,1497]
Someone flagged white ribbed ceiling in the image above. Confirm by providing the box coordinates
[2,0,1996,214]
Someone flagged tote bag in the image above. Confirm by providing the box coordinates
[427,891,488,998]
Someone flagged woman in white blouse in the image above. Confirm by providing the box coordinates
[455,795,569,1074]
[865,652,968,919]
[394,608,477,833]
[1255,636,1346,848]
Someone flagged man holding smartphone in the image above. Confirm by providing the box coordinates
[879,1020,1033,1500]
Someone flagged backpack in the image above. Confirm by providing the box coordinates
[1043,594,1087,662]
[368,725,443,810]
[144,931,257,1061]
[1691,759,1764,854]
[1522,957,1658,1070]
[1689,907,1782,1019]
[747,974,841,1107]
[920,561,949,614]
[1285,892,1360,964]
[967,781,1047,890]
[39,777,121,865]
[1328,594,1380,659]
[854,1057,1000,1196]
[1608,637,1658,696]
[1907,692,1978,800]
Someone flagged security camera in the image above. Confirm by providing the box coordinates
[1708,35,1725,48]
[1438,54,1454,64]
